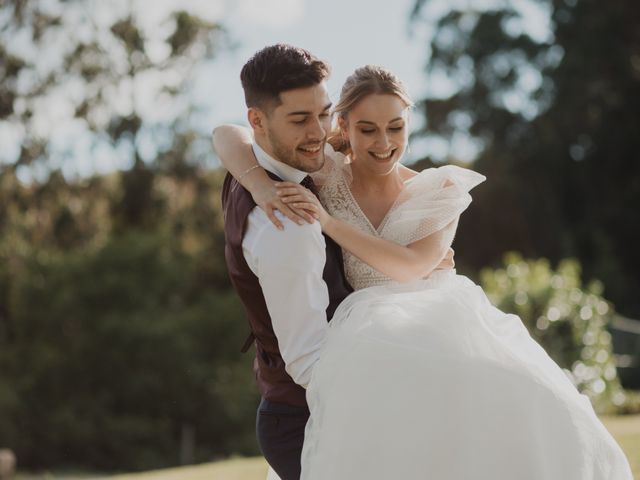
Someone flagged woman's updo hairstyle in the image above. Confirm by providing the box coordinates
[328,65,413,154]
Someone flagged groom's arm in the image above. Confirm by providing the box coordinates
[243,209,329,388]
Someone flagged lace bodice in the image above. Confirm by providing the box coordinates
[315,146,485,290]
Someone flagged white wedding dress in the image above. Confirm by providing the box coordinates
[267,148,632,480]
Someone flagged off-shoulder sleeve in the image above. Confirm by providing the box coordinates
[382,165,486,245]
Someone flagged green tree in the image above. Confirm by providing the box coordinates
[0,2,259,471]
[0,0,226,173]
[0,162,248,470]
[0,0,228,238]
[411,0,640,316]
[1,232,258,471]
[481,253,626,413]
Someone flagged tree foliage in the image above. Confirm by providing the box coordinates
[0,0,263,471]
[481,253,626,413]
[0,230,258,470]
[411,0,640,316]
[0,0,226,176]
[0,166,260,471]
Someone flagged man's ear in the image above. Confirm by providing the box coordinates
[248,107,266,135]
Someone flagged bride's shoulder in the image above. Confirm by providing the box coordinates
[399,164,419,182]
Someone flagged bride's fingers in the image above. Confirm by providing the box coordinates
[276,186,309,196]
[277,201,315,225]
[264,200,312,227]
[291,202,319,216]
[290,205,319,222]
[264,205,284,230]
[285,196,318,216]
[280,193,317,204]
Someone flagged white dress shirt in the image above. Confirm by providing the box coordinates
[242,143,330,388]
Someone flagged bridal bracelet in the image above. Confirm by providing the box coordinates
[237,164,260,182]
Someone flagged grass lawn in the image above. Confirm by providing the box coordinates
[107,457,269,480]
[14,458,270,480]
[16,415,640,480]
[601,414,640,476]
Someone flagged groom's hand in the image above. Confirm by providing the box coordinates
[435,248,455,270]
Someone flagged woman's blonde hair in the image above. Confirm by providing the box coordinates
[328,65,413,154]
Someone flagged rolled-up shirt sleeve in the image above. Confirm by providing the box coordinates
[243,210,329,388]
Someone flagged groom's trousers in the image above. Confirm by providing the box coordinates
[256,397,310,480]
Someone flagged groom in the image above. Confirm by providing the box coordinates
[220,44,352,480]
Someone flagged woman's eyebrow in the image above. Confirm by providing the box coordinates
[355,117,404,125]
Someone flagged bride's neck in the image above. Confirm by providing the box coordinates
[350,161,404,197]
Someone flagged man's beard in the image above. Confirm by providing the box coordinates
[267,129,325,173]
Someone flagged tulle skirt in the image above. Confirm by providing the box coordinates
[299,271,632,480]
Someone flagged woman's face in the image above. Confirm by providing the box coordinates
[342,93,409,176]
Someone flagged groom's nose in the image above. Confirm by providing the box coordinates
[306,116,327,140]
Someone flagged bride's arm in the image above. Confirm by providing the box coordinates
[323,216,456,282]
[276,184,455,282]
[211,125,313,228]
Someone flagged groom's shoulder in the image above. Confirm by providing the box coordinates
[250,208,323,240]
[247,208,324,257]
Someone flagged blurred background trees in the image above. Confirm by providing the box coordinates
[0,0,638,473]
[481,253,626,413]
[410,0,640,318]
[0,0,259,471]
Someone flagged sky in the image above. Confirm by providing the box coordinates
[2,0,438,181]
[1,0,552,181]
[186,0,480,167]
[197,0,550,140]
[197,0,432,129]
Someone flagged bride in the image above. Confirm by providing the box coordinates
[213,65,632,479]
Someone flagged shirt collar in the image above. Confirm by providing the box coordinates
[252,142,308,184]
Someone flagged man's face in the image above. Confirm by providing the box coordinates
[258,82,332,173]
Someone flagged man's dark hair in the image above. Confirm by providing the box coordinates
[240,44,330,111]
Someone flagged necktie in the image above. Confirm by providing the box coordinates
[300,175,319,197]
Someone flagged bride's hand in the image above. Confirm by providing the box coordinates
[275,182,330,228]
[251,181,317,229]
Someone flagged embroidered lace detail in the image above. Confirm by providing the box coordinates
[316,146,486,290]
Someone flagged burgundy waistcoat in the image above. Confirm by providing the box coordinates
[221,172,352,407]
